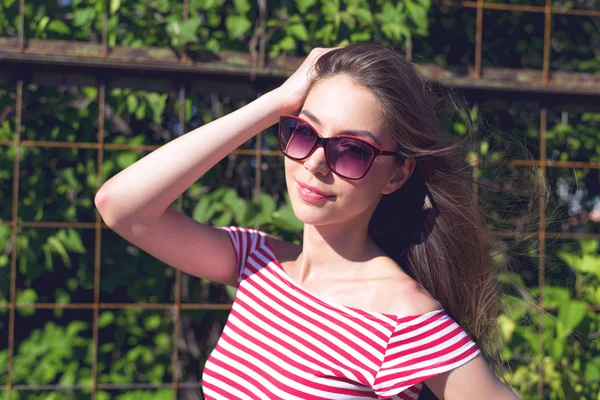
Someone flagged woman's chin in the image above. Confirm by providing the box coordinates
[290,199,334,226]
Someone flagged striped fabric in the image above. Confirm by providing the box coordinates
[202,227,480,400]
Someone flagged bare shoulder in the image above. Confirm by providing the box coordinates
[262,233,302,262]
[375,258,443,317]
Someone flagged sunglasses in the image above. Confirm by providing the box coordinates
[278,115,403,180]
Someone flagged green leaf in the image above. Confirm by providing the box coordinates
[287,23,308,41]
[246,194,276,226]
[212,210,233,227]
[381,22,409,42]
[557,300,587,339]
[221,189,246,224]
[542,286,570,308]
[233,0,251,14]
[259,194,277,215]
[585,359,600,381]
[57,229,86,254]
[145,93,167,124]
[167,18,201,48]
[47,236,71,268]
[37,16,50,34]
[98,311,115,328]
[73,8,96,28]
[498,314,516,341]
[207,12,222,28]
[321,2,338,19]
[154,332,170,349]
[273,204,303,232]
[17,288,38,304]
[43,243,53,271]
[551,338,565,359]
[581,239,599,254]
[126,94,138,114]
[66,320,87,337]
[135,98,146,120]
[144,315,161,330]
[406,0,428,34]
[225,15,252,38]
[109,0,121,15]
[47,20,71,35]
[295,0,317,13]
[225,285,237,300]
[194,0,225,10]
[354,8,373,25]
[115,152,139,169]
[279,36,296,51]
[579,254,600,278]
[192,197,212,223]
[349,31,372,42]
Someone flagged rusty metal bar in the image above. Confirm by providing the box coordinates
[171,82,186,399]
[0,221,99,228]
[1,300,595,312]
[442,0,600,17]
[17,0,24,53]
[91,80,106,400]
[3,139,600,169]
[5,382,201,390]
[101,1,108,58]
[538,107,548,399]
[0,140,285,156]
[6,78,23,400]
[1,220,596,240]
[0,303,233,310]
[2,39,600,97]
[4,138,600,168]
[474,0,483,80]
[542,0,552,85]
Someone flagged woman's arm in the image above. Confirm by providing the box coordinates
[95,47,336,286]
[94,89,287,286]
[424,355,521,399]
[96,89,284,226]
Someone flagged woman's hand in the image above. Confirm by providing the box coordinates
[272,46,342,115]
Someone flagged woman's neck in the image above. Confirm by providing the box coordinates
[294,219,381,284]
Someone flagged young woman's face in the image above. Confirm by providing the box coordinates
[284,74,413,228]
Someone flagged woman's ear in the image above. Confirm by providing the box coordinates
[381,158,416,195]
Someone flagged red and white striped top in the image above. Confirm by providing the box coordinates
[202,227,481,399]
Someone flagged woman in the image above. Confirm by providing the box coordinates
[95,43,521,399]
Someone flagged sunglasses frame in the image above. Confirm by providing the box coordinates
[278,115,403,180]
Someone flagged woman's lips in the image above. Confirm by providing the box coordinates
[296,181,333,203]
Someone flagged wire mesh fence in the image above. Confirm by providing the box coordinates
[1,0,599,399]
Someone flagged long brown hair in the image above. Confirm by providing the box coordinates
[308,43,516,382]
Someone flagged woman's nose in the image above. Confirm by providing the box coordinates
[303,146,331,177]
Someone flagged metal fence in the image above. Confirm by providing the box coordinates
[1,0,599,399]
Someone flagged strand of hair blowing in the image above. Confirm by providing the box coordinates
[309,43,506,380]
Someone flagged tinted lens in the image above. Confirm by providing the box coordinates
[328,137,373,179]
[280,118,317,159]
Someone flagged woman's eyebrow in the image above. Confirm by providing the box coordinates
[300,109,381,146]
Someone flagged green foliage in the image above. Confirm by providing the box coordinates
[191,187,302,235]
[499,239,600,399]
[0,0,432,56]
[4,320,91,386]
